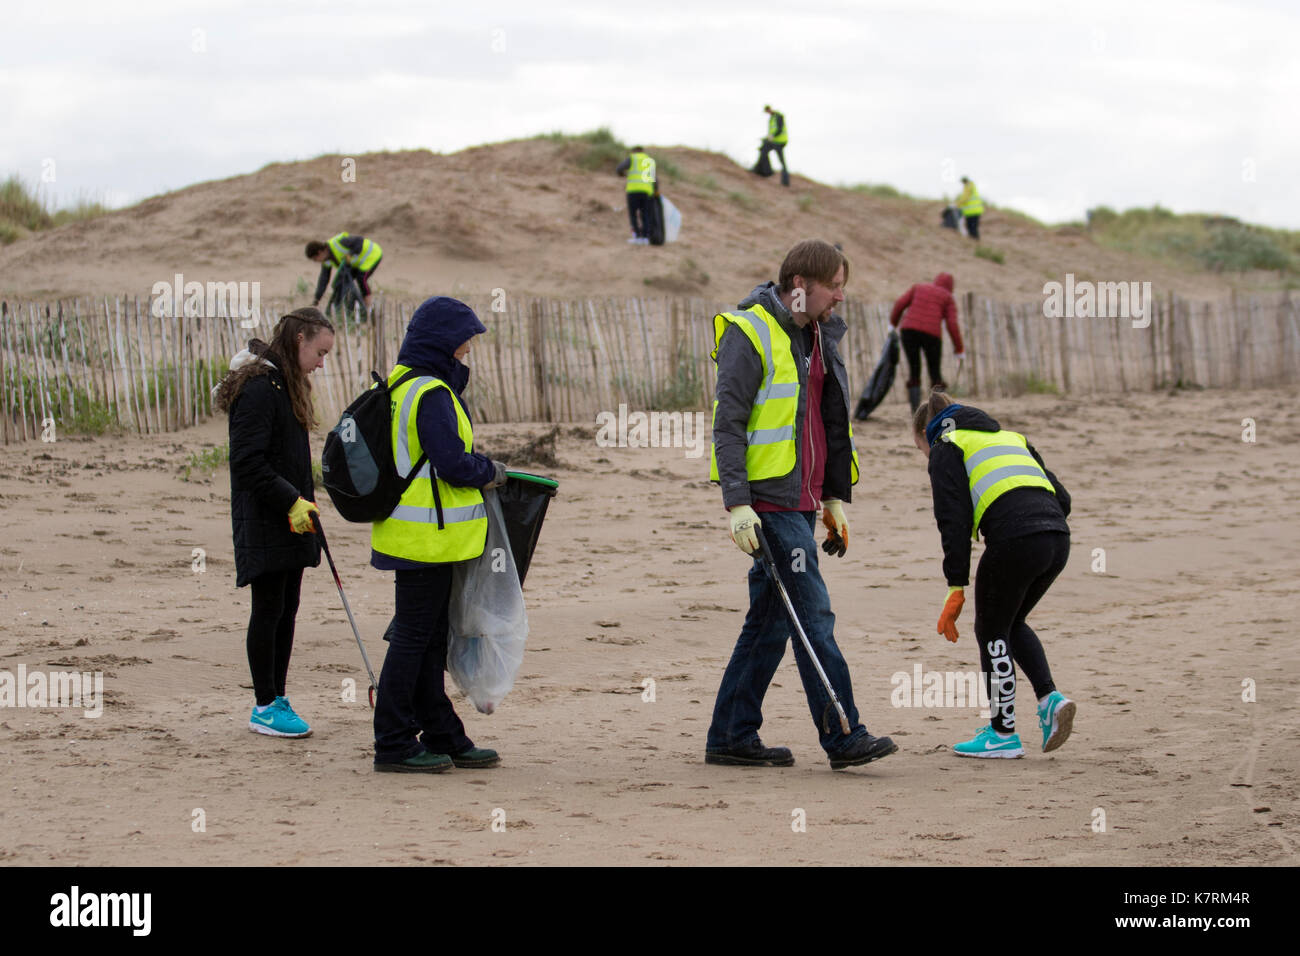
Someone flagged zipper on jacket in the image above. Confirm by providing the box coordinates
[806,323,819,509]
[431,467,446,530]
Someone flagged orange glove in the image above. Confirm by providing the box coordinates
[821,499,848,558]
[937,586,964,643]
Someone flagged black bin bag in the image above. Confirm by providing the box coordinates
[497,471,559,586]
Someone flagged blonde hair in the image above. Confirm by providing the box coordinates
[912,387,956,438]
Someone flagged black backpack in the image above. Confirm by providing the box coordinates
[321,368,430,522]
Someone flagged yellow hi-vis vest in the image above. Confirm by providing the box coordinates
[626,152,656,194]
[327,232,383,272]
[708,304,861,487]
[957,183,984,217]
[767,112,788,145]
[370,366,487,564]
[944,428,1054,538]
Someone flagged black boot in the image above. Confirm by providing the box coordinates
[706,737,794,767]
[907,385,922,412]
[829,733,899,770]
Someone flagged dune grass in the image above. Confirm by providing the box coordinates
[1084,205,1297,273]
[0,175,109,244]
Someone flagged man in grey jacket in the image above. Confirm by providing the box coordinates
[706,239,898,770]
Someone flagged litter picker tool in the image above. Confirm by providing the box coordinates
[754,526,852,735]
[312,513,377,708]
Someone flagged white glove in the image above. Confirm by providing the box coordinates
[728,505,761,555]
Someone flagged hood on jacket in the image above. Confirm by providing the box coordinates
[214,339,279,410]
[933,273,954,292]
[397,296,487,388]
[738,281,789,321]
[924,403,1000,446]
[229,347,276,372]
[736,281,848,346]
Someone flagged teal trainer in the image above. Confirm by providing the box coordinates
[249,699,312,738]
[953,724,1023,758]
[1037,692,1075,752]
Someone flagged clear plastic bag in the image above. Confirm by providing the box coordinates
[662,195,682,243]
[446,488,528,714]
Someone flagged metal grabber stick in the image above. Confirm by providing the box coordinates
[312,513,377,708]
[754,526,852,735]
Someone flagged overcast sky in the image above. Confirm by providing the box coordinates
[4,0,1296,228]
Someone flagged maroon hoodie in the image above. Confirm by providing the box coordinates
[889,273,963,352]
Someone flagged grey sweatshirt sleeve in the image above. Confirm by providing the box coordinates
[712,324,764,509]
[313,264,332,303]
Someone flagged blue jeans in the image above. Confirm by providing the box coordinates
[707,510,868,756]
[373,566,474,763]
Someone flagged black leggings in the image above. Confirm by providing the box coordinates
[901,328,944,388]
[974,532,1069,734]
[246,568,303,706]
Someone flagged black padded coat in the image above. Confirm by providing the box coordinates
[227,365,321,587]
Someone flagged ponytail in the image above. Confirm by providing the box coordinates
[912,386,956,439]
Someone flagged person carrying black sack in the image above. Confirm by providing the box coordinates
[369,296,509,773]
[753,105,790,186]
[615,147,657,245]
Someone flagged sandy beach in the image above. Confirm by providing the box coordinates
[0,385,1296,865]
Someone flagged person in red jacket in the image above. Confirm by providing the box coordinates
[889,272,964,411]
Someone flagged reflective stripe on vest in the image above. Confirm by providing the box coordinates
[626,152,655,194]
[326,232,382,272]
[768,113,788,145]
[353,237,382,271]
[959,184,984,216]
[370,366,486,563]
[709,304,799,482]
[945,428,1053,537]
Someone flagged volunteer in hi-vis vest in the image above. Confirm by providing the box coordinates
[615,147,657,244]
[759,104,790,185]
[370,296,508,774]
[306,232,384,309]
[706,238,897,772]
[956,177,984,240]
[913,389,1077,759]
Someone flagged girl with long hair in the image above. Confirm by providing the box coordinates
[215,308,335,737]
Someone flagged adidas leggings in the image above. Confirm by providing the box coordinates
[973,531,1068,734]
[246,567,303,707]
